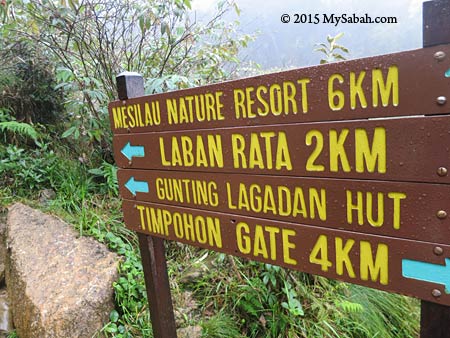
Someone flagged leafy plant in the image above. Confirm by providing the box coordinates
[315,32,349,64]
[0,143,59,195]
[4,0,253,160]
[281,280,304,317]
[88,162,119,196]
[6,330,18,338]
[0,41,63,125]
[0,120,39,143]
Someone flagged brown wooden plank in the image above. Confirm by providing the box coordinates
[122,200,450,306]
[117,169,450,245]
[113,115,450,184]
[108,45,450,134]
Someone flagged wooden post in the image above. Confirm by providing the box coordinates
[116,71,178,338]
[421,2,450,337]
[423,0,450,47]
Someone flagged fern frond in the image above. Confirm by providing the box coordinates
[336,300,364,313]
[0,121,38,140]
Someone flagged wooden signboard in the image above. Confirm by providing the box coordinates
[109,2,450,336]
[118,170,450,244]
[113,116,450,183]
[110,49,450,304]
[122,200,450,306]
[109,45,450,134]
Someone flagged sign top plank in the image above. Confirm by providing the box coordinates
[109,45,450,134]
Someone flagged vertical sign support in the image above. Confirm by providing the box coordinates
[421,1,450,337]
[115,72,178,338]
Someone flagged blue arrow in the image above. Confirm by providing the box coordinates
[402,258,450,293]
[121,142,145,161]
[125,177,149,196]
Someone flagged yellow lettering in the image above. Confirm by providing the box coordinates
[388,192,406,230]
[236,222,251,254]
[282,229,297,265]
[234,89,246,118]
[171,137,182,166]
[260,132,275,170]
[265,226,280,260]
[253,225,269,258]
[207,134,224,168]
[120,106,128,128]
[269,84,282,115]
[159,137,171,166]
[372,66,399,107]
[328,74,345,111]
[360,241,389,285]
[226,183,237,210]
[238,183,250,211]
[232,134,247,168]
[347,190,364,225]
[256,86,269,116]
[335,237,355,278]
[329,129,351,172]
[305,130,325,172]
[127,105,136,128]
[250,184,262,212]
[167,98,178,124]
[282,81,298,114]
[263,186,276,214]
[249,133,265,169]
[207,217,222,248]
[350,71,367,109]
[196,136,208,167]
[278,186,291,216]
[181,136,194,166]
[245,87,256,118]
[366,192,384,227]
[309,188,327,221]
[136,205,146,230]
[297,78,310,113]
[309,235,332,271]
[355,127,386,173]
[293,188,307,218]
[195,216,207,244]
[215,91,224,120]
[275,132,292,170]
[112,107,123,129]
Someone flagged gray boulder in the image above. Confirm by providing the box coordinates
[6,203,119,338]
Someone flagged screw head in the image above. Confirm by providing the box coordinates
[437,210,448,219]
[437,96,447,105]
[434,51,446,61]
[432,289,442,297]
[437,167,448,177]
[434,246,444,256]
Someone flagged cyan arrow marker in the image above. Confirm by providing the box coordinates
[121,142,145,161]
[402,258,450,293]
[125,177,149,196]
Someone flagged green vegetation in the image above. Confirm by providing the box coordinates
[0,0,420,337]
[315,32,349,64]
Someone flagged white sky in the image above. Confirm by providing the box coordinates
[191,0,425,69]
